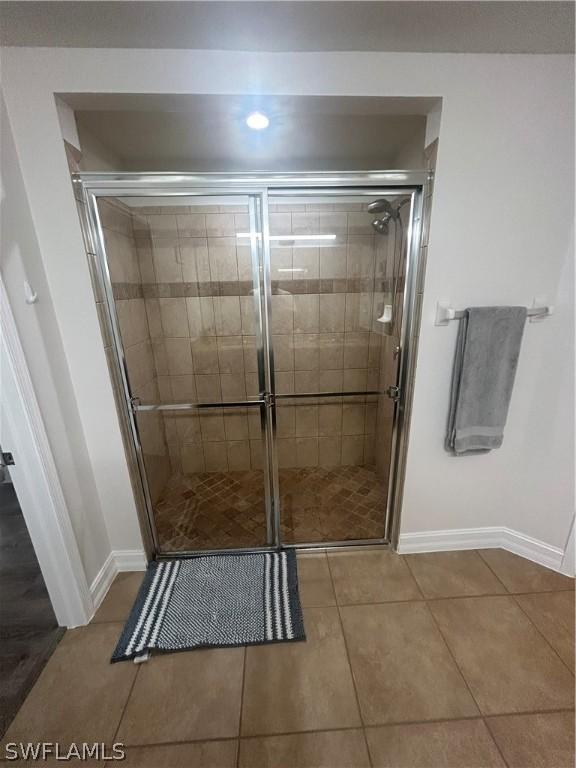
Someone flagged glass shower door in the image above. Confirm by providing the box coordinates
[267,193,411,545]
[95,193,272,553]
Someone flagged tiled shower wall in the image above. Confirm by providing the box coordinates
[126,200,402,473]
[72,179,409,483]
[98,199,171,502]
[267,202,398,471]
[131,203,266,474]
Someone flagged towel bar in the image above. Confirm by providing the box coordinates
[434,300,554,326]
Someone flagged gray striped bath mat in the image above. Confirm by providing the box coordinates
[112,551,305,662]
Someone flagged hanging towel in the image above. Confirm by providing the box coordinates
[446,306,527,455]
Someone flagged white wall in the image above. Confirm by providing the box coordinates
[392,132,425,169]
[0,93,112,584]
[1,79,142,576]
[425,102,442,147]
[76,122,125,171]
[1,49,573,564]
[55,96,80,151]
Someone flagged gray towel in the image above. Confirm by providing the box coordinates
[446,307,527,455]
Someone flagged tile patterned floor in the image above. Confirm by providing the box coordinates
[155,471,268,551]
[1,549,574,767]
[155,466,387,551]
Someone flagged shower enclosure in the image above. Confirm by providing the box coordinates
[76,172,426,557]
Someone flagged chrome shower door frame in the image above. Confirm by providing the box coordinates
[75,171,428,559]
[265,184,425,551]
[79,183,278,558]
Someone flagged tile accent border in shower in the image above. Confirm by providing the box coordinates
[112,277,403,301]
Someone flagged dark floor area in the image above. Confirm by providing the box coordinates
[0,482,64,738]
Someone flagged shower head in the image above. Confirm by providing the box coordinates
[367,199,397,218]
[368,198,409,233]
[371,216,391,234]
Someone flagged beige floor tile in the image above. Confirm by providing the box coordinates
[115,740,237,767]
[515,591,575,672]
[241,607,361,735]
[239,729,370,768]
[430,596,575,714]
[92,572,144,623]
[366,719,505,768]
[328,550,422,604]
[405,551,506,599]
[486,711,575,768]
[1,623,136,749]
[340,602,478,725]
[117,647,244,744]
[297,553,336,607]
[478,550,575,593]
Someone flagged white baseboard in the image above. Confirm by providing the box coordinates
[559,519,575,577]
[89,552,116,614]
[114,548,148,572]
[398,526,567,573]
[89,549,147,618]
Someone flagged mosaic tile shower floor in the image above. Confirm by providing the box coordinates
[154,465,388,550]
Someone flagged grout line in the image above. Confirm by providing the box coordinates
[115,709,576,751]
[510,594,575,678]
[240,726,364,743]
[475,549,575,591]
[402,551,486,721]
[236,645,248,768]
[482,707,575,721]
[324,553,373,768]
[90,588,574,628]
[475,549,519,594]
[90,587,574,627]
[119,730,362,755]
[112,664,141,744]
[362,708,572,728]
[423,601,483,718]
[476,551,575,677]
[397,553,426,601]
[423,602,484,718]
[481,716,510,768]
[324,587,575,611]
[120,735,238,751]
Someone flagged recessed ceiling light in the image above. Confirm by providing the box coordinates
[246,111,270,130]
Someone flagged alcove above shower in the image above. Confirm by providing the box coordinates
[63,92,439,556]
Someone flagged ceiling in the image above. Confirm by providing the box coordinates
[1,1,573,53]
[70,94,433,171]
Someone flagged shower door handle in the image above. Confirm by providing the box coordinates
[263,392,276,409]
